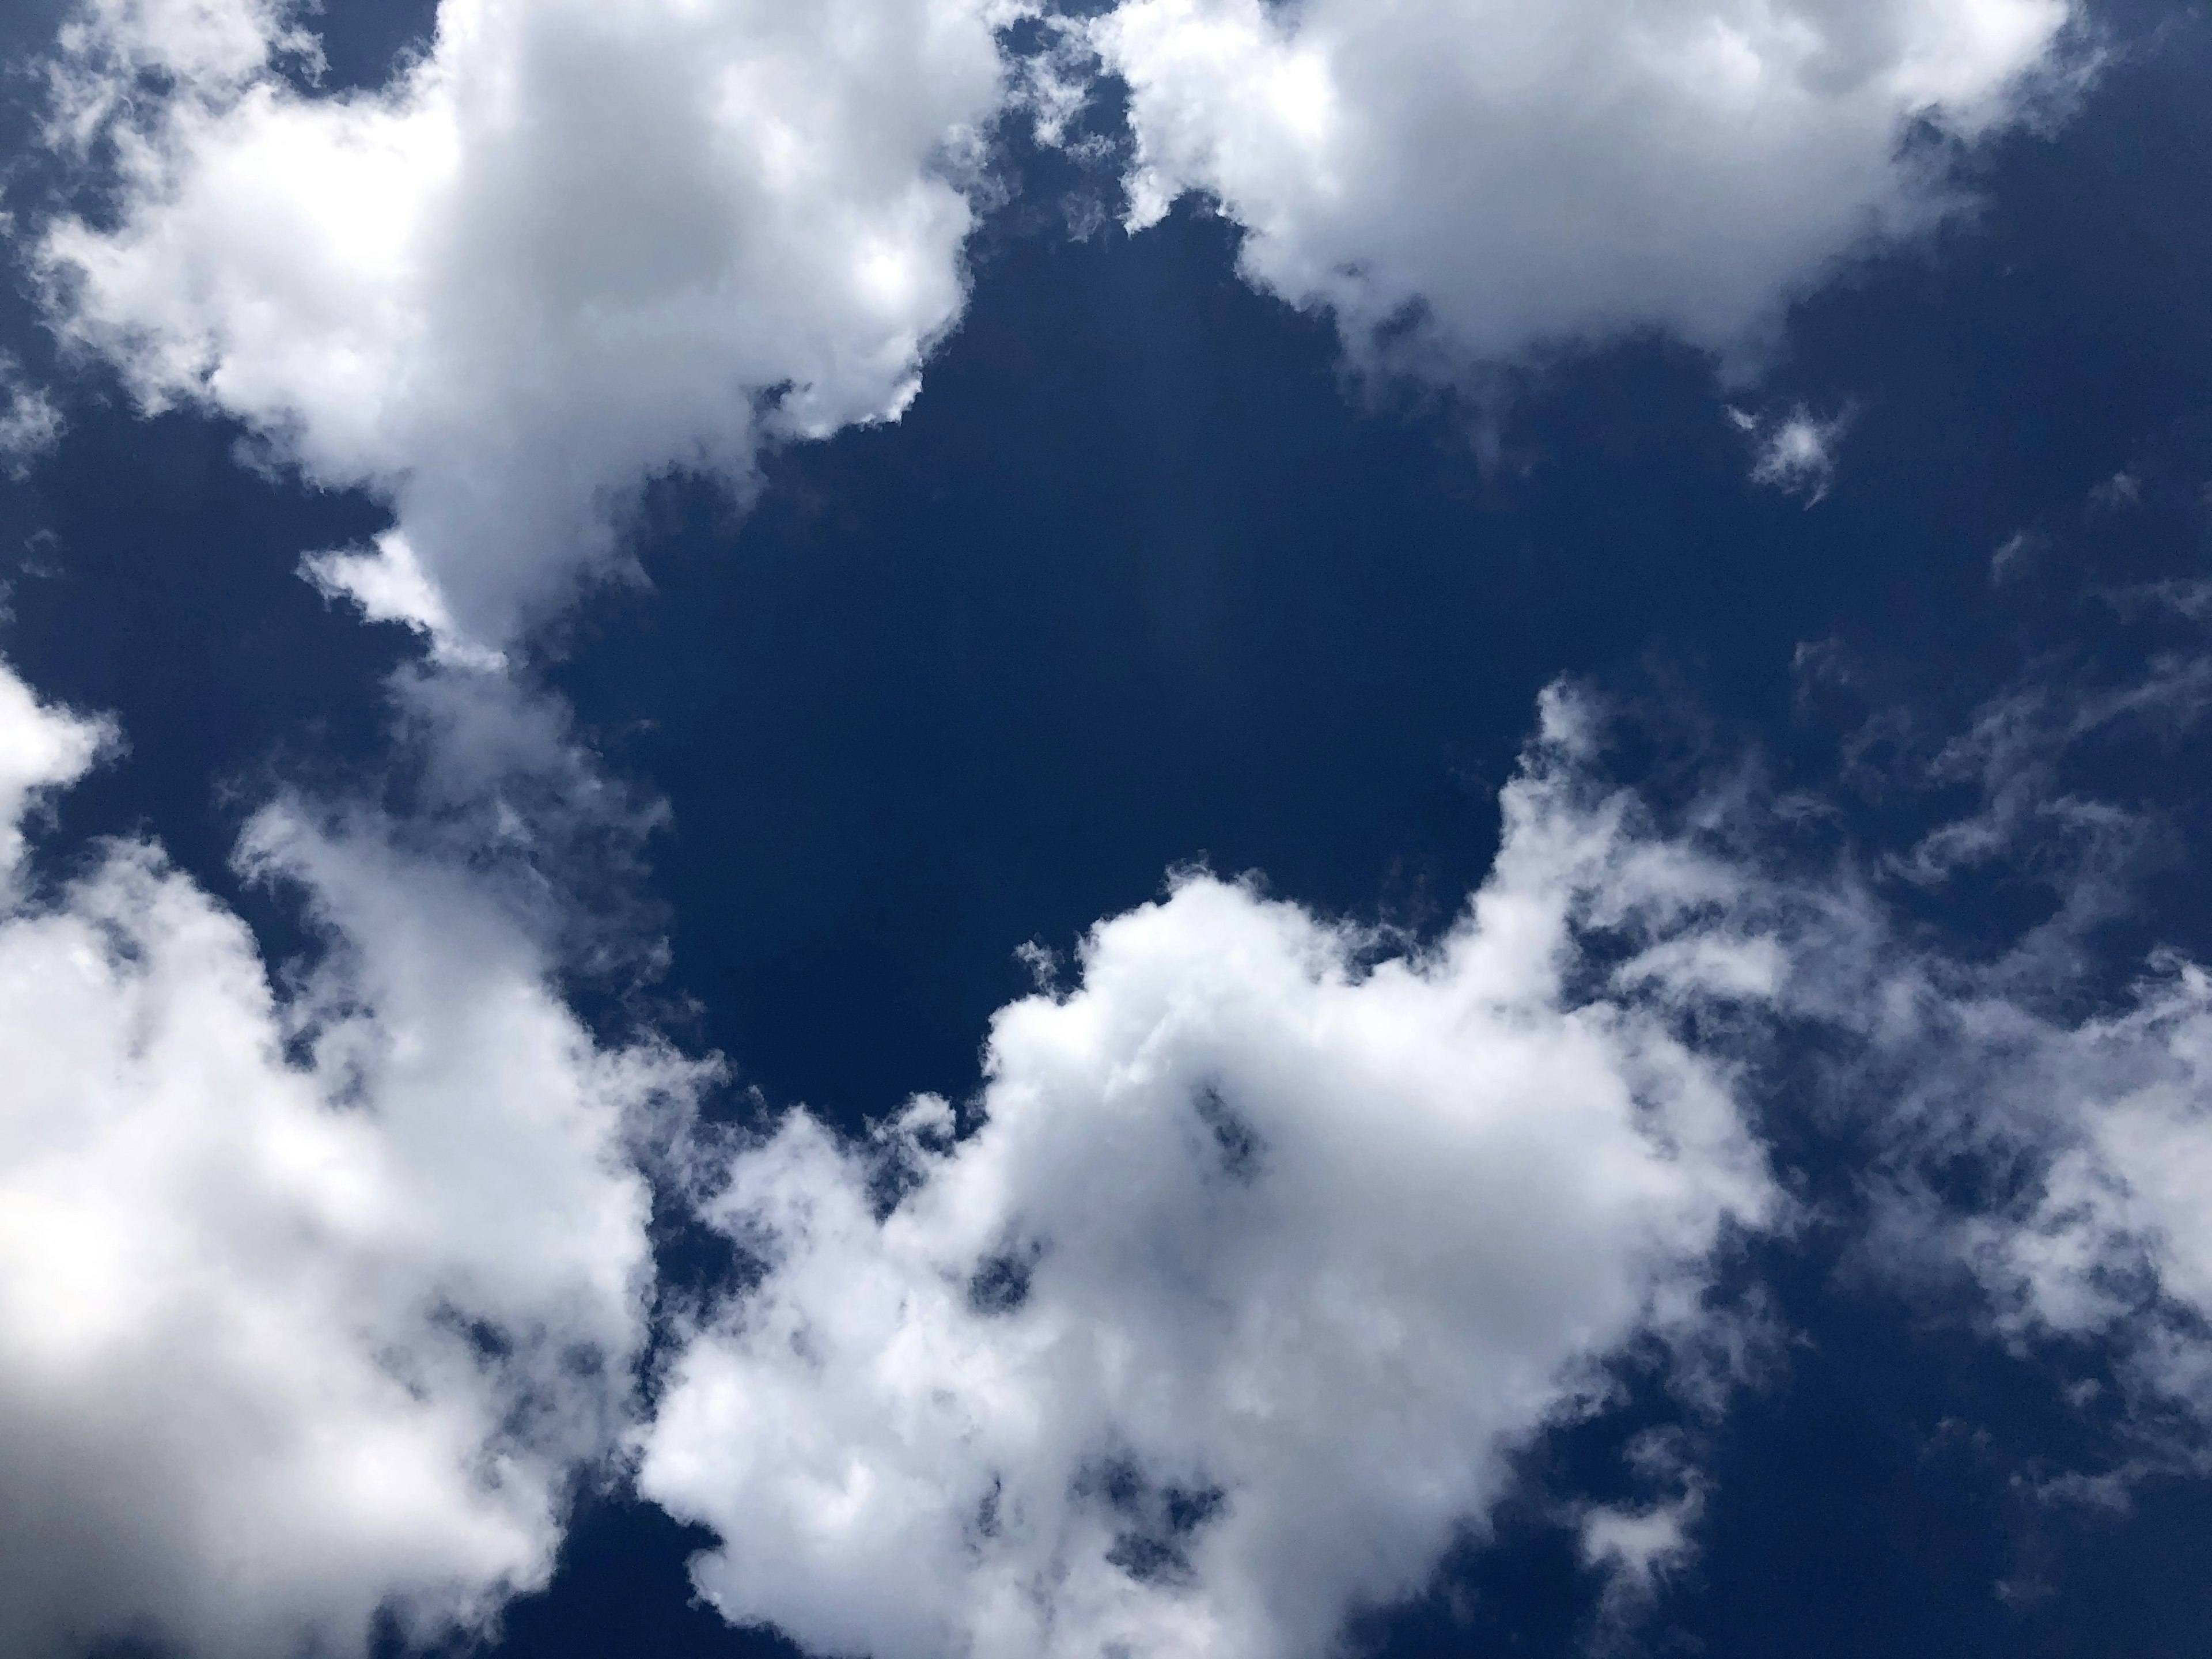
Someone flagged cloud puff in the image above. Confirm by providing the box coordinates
[1730,403,1852,503]
[0,658,109,878]
[1088,0,2076,377]
[639,689,1778,1659]
[0,655,706,1659]
[38,0,1020,654]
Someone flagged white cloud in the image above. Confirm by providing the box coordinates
[630,646,2212,1659]
[0,653,708,1659]
[1847,868,2212,1445]
[38,0,1021,655]
[0,657,110,881]
[0,354,65,479]
[1088,0,2078,378]
[1730,403,1852,503]
[1580,1493,1699,1592]
[639,688,1779,1659]
[1581,1496,1700,1618]
[1850,949,2212,1458]
[13,606,2212,1659]
[1760,632,2212,1468]
[1956,961,2212,1359]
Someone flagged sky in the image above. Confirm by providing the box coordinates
[3,1,2212,1656]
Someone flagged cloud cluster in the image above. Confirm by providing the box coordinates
[14,6,2212,1653]
[0,655,706,1659]
[640,689,1779,1659]
[1088,0,2077,376]
[637,645,2212,1659]
[39,0,1020,653]
[13,633,2212,1659]
[14,6,1027,1645]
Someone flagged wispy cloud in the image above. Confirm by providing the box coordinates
[1729,403,1854,504]
[0,354,62,480]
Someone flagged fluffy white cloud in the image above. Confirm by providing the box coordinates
[39,0,1020,654]
[0,655,706,1659]
[630,650,2212,1659]
[639,689,1779,1659]
[1088,0,2077,375]
[0,658,109,880]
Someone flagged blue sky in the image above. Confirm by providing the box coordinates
[3,2,2212,1656]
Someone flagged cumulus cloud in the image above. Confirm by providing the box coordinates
[0,653,707,1659]
[639,688,1780,1659]
[0,657,109,877]
[12,616,2210,1659]
[1087,0,2078,378]
[628,641,2212,1659]
[37,0,1021,654]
